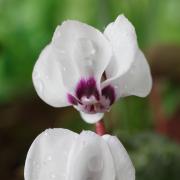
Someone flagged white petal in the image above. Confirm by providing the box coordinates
[102,49,152,98]
[32,45,70,107]
[52,20,112,89]
[67,131,115,180]
[104,15,138,78]
[24,128,78,180]
[103,135,135,180]
[80,111,104,124]
[103,15,152,98]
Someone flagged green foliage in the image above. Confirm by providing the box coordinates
[0,0,179,129]
[121,133,180,180]
[110,97,152,133]
[162,82,180,118]
[0,1,179,179]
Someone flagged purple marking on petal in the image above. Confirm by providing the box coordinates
[67,94,78,105]
[90,105,95,112]
[75,77,100,100]
[101,85,115,105]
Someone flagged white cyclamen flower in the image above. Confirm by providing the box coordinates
[24,128,135,180]
[33,14,152,123]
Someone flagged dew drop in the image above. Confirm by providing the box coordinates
[36,164,40,169]
[45,75,49,80]
[114,85,118,89]
[47,155,52,161]
[59,50,65,54]
[32,171,38,179]
[130,68,135,74]
[54,27,61,39]
[86,59,93,66]
[50,173,56,179]
[88,156,104,172]
[36,80,44,94]
[82,140,87,147]
[33,71,44,94]
[56,32,61,38]
[90,48,96,55]
[33,161,40,169]
[76,38,96,59]
[44,130,48,136]
[63,151,68,157]
[60,174,66,178]
[42,160,47,166]
[33,71,40,79]
[33,160,36,166]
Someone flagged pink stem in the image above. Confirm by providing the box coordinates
[95,119,106,136]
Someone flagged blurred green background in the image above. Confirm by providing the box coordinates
[0,0,180,179]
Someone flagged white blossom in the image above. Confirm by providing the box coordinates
[24,128,135,180]
[32,15,152,123]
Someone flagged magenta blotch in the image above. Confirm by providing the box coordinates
[67,94,79,105]
[102,85,115,105]
[67,77,116,114]
[75,77,100,101]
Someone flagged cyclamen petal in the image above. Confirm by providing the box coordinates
[52,20,112,88]
[104,15,138,78]
[32,45,69,107]
[80,111,104,123]
[24,128,135,180]
[103,15,152,99]
[32,14,152,123]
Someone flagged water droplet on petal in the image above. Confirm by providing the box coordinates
[33,161,36,166]
[50,173,56,179]
[88,156,104,172]
[33,161,40,169]
[36,164,40,169]
[54,27,61,39]
[86,59,93,66]
[36,79,44,94]
[75,38,96,59]
[33,71,40,79]
[44,130,49,136]
[82,140,87,147]
[114,85,118,89]
[47,155,52,161]
[130,69,134,74]
[59,50,65,54]
[45,75,49,80]
[33,71,45,95]
[63,151,68,157]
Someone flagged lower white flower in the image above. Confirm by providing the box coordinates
[32,14,152,124]
[24,128,135,180]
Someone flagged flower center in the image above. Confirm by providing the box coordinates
[67,77,115,114]
[81,95,97,105]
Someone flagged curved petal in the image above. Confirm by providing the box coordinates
[24,128,78,180]
[102,50,152,98]
[80,111,104,124]
[104,15,138,78]
[52,20,112,90]
[32,45,70,107]
[67,131,115,180]
[103,135,135,180]
[103,15,152,98]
